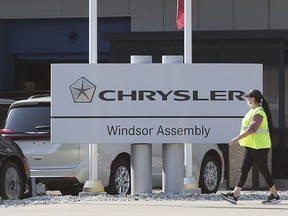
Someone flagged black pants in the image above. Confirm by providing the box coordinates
[236,147,274,189]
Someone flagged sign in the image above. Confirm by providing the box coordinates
[51,63,262,144]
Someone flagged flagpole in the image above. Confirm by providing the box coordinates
[184,0,192,64]
[183,0,199,193]
[89,0,98,183]
[89,0,97,64]
[81,0,105,195]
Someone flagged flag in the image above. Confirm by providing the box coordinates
[176,0,184,30]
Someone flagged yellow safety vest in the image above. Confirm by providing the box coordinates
[239,107,271,149]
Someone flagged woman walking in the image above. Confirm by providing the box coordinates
[221,89,280,204]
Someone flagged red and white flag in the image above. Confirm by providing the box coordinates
[176,0,184,30]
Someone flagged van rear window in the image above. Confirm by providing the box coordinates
[5,105,50,132]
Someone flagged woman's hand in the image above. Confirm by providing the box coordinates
[229,130,251,146]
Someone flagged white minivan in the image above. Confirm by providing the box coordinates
[0,96,225,195]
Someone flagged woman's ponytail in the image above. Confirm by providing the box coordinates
[261,98,274,134]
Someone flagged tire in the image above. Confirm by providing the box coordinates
[199,154,221,194]
[0,161,24,199]
[108,159,131,195]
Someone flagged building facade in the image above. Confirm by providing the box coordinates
[0,0,287,180]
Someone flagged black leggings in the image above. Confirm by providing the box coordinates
[236,147,274,188]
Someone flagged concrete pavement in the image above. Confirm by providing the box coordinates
[1,200,287,216]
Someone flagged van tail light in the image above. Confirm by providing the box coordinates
[0,129,50,140]
[0,129,14,134]
[0,129,14,140]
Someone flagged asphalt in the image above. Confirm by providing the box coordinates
[1,200,287,216]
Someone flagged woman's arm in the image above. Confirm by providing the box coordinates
[229,114,263,145]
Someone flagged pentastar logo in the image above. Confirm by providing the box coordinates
[69,77,96,103]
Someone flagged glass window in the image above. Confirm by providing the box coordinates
[5,104,50,133]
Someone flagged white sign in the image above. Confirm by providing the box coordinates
[51,63,262,144]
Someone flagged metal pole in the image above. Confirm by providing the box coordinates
[183,0,200,194]
[89,0,97,182]
[184,0,192,64]
[81,0,105,195]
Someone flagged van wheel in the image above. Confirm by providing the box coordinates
[0,161,24,199]
[199,154,221,194]
[108,159,131,195]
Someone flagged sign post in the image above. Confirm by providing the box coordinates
[162,56,184,193]
[130,56,153,194]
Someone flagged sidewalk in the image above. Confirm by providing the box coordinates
[1,200,287,216]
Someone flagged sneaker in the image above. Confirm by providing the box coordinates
[262,194,281,204]
[221,192,238,204]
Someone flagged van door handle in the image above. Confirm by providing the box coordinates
[33,156,43,160]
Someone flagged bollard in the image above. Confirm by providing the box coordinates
[131,144,152,193]
[162,143,184,193]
